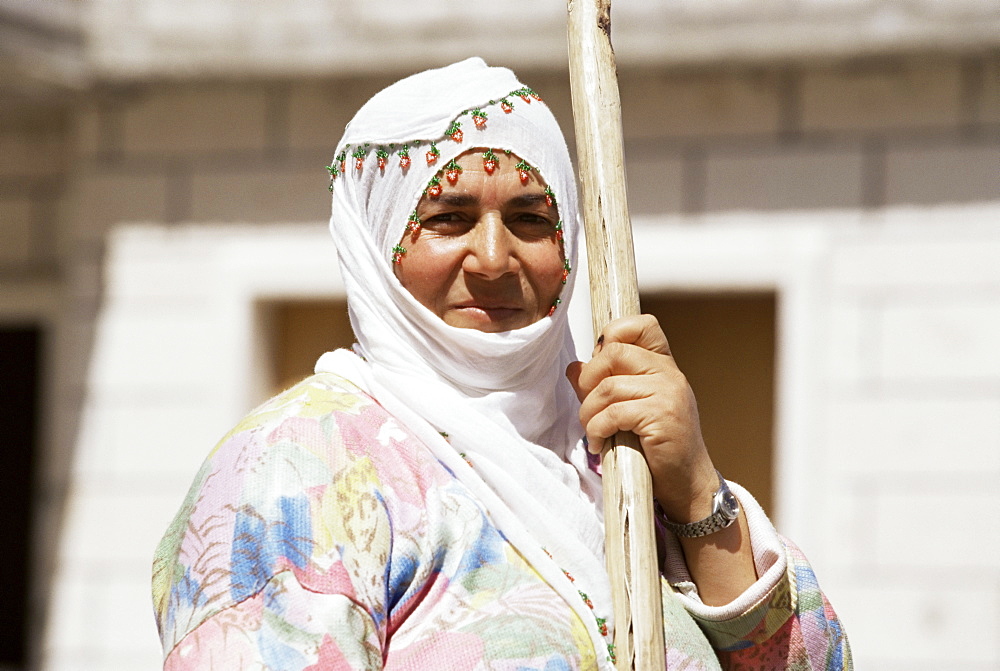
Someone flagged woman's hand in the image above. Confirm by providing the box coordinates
[565,314,718,524]
[566,314,757,605]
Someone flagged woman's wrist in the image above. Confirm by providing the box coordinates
[655,470,741,538]
[652,460,719,524]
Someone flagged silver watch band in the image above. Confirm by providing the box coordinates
[655,470,741,538]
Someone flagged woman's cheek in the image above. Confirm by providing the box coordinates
[539,247,569,297]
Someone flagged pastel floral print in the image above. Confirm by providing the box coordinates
[154,373,850,670]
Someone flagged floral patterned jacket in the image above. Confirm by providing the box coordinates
[153,373,851,670]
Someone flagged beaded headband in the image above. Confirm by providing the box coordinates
[326,85,572,315]
[325,86,540,186]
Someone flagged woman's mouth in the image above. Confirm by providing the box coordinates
[450,302,525,325]
[455,305,520,317]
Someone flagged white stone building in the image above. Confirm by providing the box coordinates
[1,1,999,669]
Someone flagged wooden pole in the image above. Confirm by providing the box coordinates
[566,2,666,669]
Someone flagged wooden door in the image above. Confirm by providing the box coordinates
[640,292,776,514]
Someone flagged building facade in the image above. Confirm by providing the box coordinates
[2,1,999,669]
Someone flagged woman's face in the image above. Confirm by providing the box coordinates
[394,149,566,333]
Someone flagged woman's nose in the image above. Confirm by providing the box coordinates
[463,215,518,280]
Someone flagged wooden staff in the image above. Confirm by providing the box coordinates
[566,1,666,669]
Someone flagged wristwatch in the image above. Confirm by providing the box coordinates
[655,470,740,538]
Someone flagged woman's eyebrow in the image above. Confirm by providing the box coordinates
[433,194,478,207]
[508,193,549,207]
[426,193,549,208]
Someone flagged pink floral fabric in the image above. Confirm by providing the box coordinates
[153,373,850,670]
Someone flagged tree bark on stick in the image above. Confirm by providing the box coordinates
[566,1,667,669]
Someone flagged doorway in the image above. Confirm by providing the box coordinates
[261,298,355,395]
[640,292,776,514]
[0,325,41,669]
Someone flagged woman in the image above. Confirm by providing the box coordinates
[153,58,850,670]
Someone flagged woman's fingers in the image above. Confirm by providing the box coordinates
[578,373,695,445]
[575,373,657,453]
[576,340,680,398]
[570,315,721,520]
[580,391,710,491]
[569,315,685,454]
[597,314,672,356]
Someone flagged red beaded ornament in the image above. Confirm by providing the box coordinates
[376,147,389,171]
[554,220,564,242]
[399,145,411,169]
[482,149,498,174]
[544,185,556,207]
[444,159,462,184]
[426,143,440,165]
[515,159,533,183]
[325,163,339,191]
[425,175,442,197]
[407,210,421,233]
[352,145,367,171]
[500,98,513,113]
[514,86,541,105]
[446,120,463,143]
[471,109,488,129]
[391,244,406,264]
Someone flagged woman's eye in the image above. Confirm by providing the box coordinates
[425,213,457,222]
[421,213,472,232]
[509,213,555,235]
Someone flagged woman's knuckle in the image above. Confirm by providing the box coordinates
[604,341,629,359]
[590,413,611,438]
[606,402,628,427]
[597,376,618,399]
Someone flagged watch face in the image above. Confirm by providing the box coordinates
[720,491,740,519]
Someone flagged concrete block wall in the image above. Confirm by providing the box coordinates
[822,215,1000,670]
[0,107,66,273]
[620,54,1000,214]
[26,50,1000,669]
[35,77,386,670]
[0,102,73,671]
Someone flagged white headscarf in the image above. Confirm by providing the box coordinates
[316,58,613,666]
